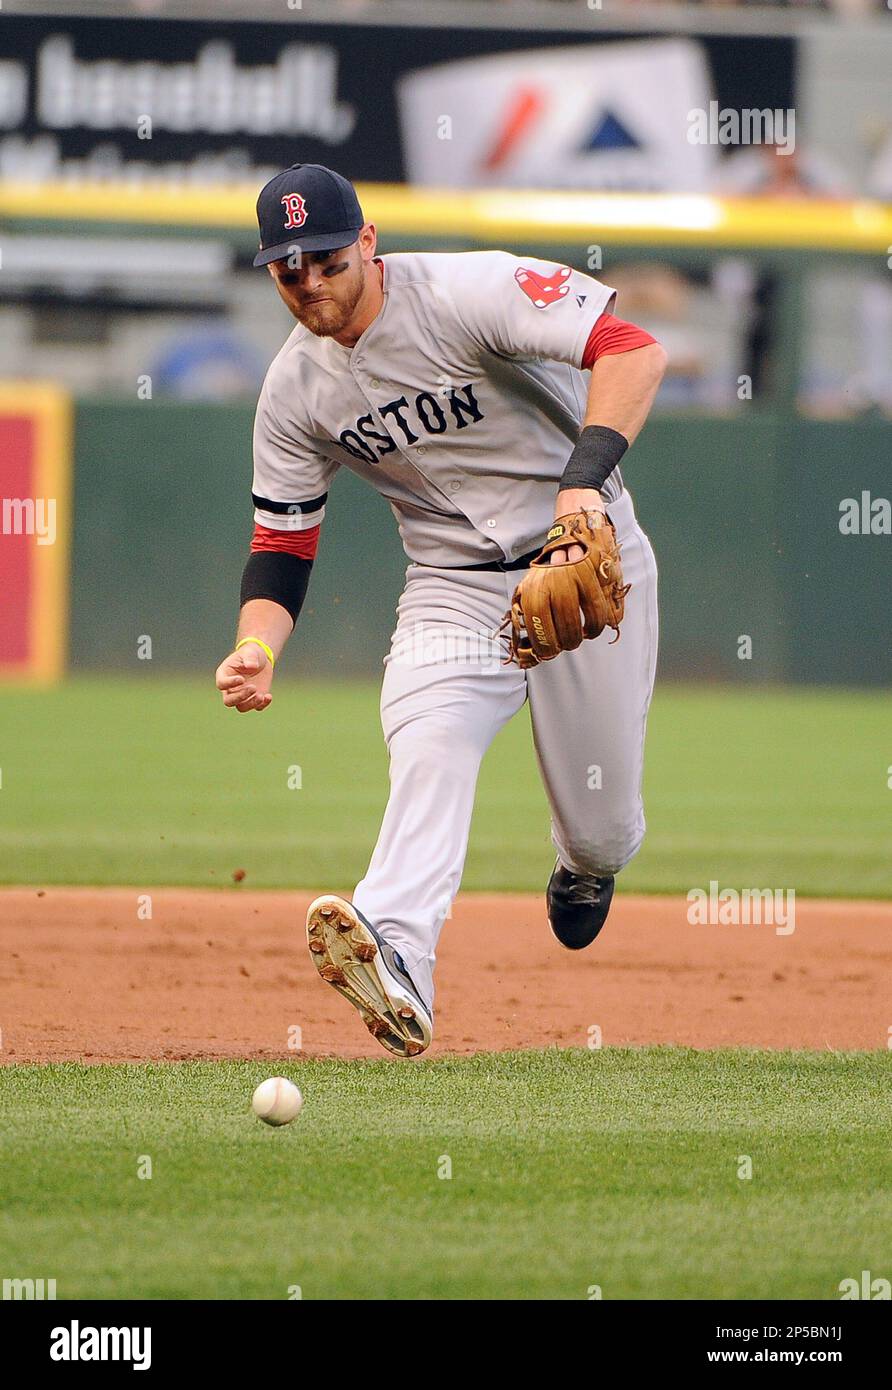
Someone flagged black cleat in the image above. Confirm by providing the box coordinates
[547,860,616,950]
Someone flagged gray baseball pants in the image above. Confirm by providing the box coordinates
[352,488,658,1009]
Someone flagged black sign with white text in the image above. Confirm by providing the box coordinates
[0,15,794,188]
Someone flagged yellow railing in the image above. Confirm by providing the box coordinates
[1,181,891,253]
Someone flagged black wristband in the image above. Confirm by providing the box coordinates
[240,551,312,627]
[559,424,628,494]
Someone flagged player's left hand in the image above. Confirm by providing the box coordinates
[550,488,606,564]
[500,505,629,668]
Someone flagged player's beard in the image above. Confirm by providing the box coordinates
[293,263,365,338]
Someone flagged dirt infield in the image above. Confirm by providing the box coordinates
[1,887,890,1062]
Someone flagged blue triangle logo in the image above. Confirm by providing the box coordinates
[582,109,640,152]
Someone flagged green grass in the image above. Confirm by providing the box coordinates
[0,677,889,895]
[0,1049,889,1300]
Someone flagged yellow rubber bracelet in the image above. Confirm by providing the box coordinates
[235,636,276,669]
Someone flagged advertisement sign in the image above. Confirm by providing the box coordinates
[0,17,792,190]
[398,40,716,191]
[0,384,72,683]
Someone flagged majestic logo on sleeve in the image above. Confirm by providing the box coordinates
[514,264,571,309]
[281,193,308,230]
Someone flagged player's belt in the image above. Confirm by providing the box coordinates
[433,545,541,574]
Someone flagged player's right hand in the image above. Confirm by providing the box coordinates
[215,644,274,713]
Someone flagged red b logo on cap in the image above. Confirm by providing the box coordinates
[281,194,308,230]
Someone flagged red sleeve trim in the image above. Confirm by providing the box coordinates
[250,522,320,560]
[581,313,658,370]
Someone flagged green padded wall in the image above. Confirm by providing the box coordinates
[69,400,892,685]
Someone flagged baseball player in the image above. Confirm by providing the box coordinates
[215,164,665,1058]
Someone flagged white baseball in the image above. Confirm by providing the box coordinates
[251,1077,303,1127]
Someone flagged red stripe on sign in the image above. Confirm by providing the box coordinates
[480,87,546,172]
[0,416,36,664]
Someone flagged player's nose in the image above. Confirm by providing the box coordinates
[297,263,326,294]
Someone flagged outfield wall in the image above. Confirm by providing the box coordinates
[68,400,892,686]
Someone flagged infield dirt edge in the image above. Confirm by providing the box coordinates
[1,887,889,1062]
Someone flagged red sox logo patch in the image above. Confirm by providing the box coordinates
[514,264,571,309]
[281,193,308,230]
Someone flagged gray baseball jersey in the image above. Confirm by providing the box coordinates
[252,250,619,566]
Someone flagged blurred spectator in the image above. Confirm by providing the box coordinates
[151,325,265,401]
[867,128,892,202]
[605,262,754,410]
[715,144,853,200]
[714,140,891,416]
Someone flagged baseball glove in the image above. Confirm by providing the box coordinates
[500,510,630,670]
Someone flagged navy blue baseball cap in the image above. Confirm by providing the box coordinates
[253,163,364,267]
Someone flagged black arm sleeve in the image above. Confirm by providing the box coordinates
[559,424,628,494]
[239,551,312,628]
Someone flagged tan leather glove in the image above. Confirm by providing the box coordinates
[500,510,630,670]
